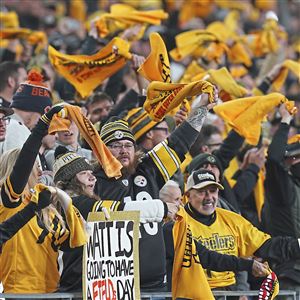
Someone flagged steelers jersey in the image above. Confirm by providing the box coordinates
[95,122,199,289]
[185,206,271,288]
[58,194,124,292]
[0,202,68,293]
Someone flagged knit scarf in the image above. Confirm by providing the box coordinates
[48,104,122,178]
[258,264,279,300]
[172,207,214,300]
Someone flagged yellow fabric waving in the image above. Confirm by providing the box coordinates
[172,207,214,300]
[272,60,300,91]
[230,65,249,79]
[288,134,300,144]
[207,67,248,99]
[215,0,250,11]
[246,18,287,57]
[170,30,219,61]
[0,28,47,52]
[228,41,252,67]
[213,93,297,145]
[138,32,171,83]
[253,170,265,221]
[144,80,215,122]
[180,60,206,84]
[48,104,122,178]
[70,0,86,23]
[48,38,131,98]
[96,4,168,38]
[0,11,19,28]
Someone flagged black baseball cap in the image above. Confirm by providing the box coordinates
[186,169,224,192]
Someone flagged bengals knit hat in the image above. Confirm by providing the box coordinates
[100,118,135,145]
[186,169,224,192]
[187,153,223,175]
[53,146,93,183]
[125,107,158,142]
[11,69,52,114]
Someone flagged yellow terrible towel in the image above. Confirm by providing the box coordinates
[144,80,215,122]
[207,67,248,99]
[0,11,19,28]
[48,37,132,98]
[170,30,219,61]
[138,32,171,83]
[172,207,214,300]
[96,4,168,38]
[213,93,297,145]
[272,60,300,91]
[48,104,122,178]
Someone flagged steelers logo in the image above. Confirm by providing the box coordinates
[114,130,124,139]
[134,175,147,187]
[207,155,216,163]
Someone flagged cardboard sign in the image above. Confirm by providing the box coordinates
[83,211,140,300]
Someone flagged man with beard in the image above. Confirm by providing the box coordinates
[263,104,300,294]
[0,104,14,156]
[96,93,214,293]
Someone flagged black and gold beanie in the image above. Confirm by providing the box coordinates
[53,146,93,183]
[100,118,135,145]
[125,107,158,142]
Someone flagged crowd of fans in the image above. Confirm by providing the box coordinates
[0,0,300,299]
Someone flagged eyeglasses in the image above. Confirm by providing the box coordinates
[0,116,10,125]
[108,142,135,150]
[152,127,169,134]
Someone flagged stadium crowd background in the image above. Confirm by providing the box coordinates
[0,0,300,299]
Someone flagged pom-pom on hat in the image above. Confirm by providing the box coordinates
[100,117,135,146]
[53,146,93,183]
[11,69,52,114]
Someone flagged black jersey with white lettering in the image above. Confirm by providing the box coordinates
[95,122,199,290]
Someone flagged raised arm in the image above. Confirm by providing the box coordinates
[1,106,63,207]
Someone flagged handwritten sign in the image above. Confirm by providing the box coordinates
[83,211,140,300]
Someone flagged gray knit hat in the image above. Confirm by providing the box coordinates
[53,146,93,183]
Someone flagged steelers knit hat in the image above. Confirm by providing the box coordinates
[187,153,223,175]
[125,107,158,142]
[53,146,93,183]
[100,117,135,145]
[11,69,52,114]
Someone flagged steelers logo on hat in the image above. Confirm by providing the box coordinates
[207,155,216,163]
[114,130,124,139]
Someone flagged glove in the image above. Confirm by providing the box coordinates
[31,189,52,211]
[40,104,64,126]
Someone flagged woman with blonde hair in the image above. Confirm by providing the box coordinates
[0,105,87,293]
